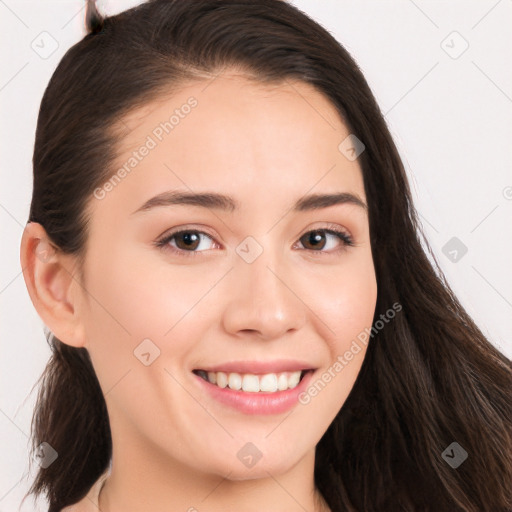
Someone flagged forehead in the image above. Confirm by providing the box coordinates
[119,72,343,133]
[92,72,365,221]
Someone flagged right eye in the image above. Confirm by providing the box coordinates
[155,229,218,257]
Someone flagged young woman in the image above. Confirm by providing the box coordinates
[20,0,512,511]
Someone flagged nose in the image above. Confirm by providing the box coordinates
[220,245,307,341]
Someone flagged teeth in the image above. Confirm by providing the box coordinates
[242,374,259,392]
[228,373,242,390]
[277,373,288,391]
[198,370,304,393]
[216,372,228,388]
[288,371,301,388]
[260,373,278,392]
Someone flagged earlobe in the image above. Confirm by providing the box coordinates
[20,222,86,348]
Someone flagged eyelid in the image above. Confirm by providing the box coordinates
[156,224,219,245]
[298,222,351,239]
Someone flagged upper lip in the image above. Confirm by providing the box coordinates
[194,360,316,374]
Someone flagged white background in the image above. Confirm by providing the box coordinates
[1,1,511,510]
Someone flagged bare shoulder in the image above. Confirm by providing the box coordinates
[57,471,109,512]
[59,502,87,512]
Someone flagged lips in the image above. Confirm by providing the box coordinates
[192,359,315,396]
[194,359,315,374]
[192,364,316,415]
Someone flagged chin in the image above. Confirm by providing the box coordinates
[216,451,305,481]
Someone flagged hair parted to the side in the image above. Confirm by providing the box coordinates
[25,1,511,511]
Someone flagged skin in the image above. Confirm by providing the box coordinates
[21,72,377,512]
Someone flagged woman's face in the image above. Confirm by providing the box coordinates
[76,73,377,479]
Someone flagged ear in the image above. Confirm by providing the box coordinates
[20,222,86,348]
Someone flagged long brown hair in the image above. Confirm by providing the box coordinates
[24,1,512,511]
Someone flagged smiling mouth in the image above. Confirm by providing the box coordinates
[193,369,311,393]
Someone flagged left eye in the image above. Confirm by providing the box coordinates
[155,227,354,257]
[297,228,354,252]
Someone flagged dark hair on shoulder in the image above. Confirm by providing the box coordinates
[24,0,512,511]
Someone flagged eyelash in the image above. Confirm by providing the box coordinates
[155,224,354,258]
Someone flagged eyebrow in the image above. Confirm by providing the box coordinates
[131,190,367,215]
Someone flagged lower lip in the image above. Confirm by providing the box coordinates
[192,370,314,415]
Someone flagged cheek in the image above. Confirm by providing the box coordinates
[301,251,377,406]
[80,246,216,449]
[80,242,227,386]
[82,242,203,338]
[309,249,378,348]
